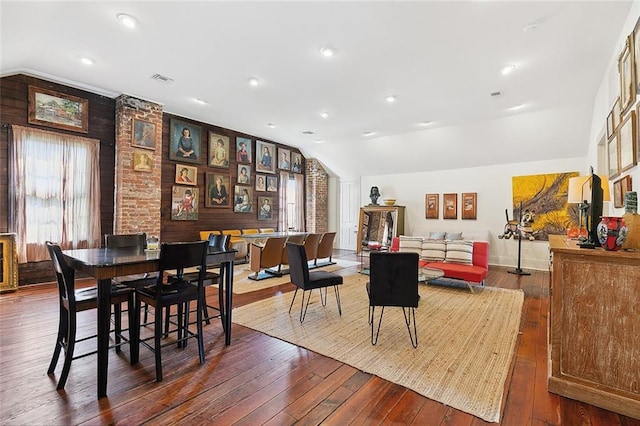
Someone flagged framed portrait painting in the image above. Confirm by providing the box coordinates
[175,164,197,186]
[209,132,230,168]
[255,140,276,174]
[236,137,252,163]
[278,148,291,170]
[619,34,636,114]
[133,149,153,172]
[614,175,633,208]
[634,16,640,93]
[169,119,201,164]
[291,152,303,173]
[266,176,278,192]
[608,133,620,179]
[132,118,156,150]
[425,194,439,219]
[237,164,251,184]
[171,186,198,220]
[618,110,637,173]
[443,193,457,219]
[28,86,88,133]
[258,196,273,220]
[233,185,253,213]
[255,174,267,191]
[205,173,230,208]
[607,98,621,139]
[461,192,477,220]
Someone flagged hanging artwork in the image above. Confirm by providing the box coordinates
[511,172,579,240]
[171,186,198,220]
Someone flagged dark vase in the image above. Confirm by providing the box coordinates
[596,216,628,251]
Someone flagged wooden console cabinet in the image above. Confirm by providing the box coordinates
[548,235,639,419]
[0,233,18,293]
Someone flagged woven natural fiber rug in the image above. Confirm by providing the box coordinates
[232,273,524,422]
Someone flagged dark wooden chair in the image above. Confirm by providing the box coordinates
[276,234,305,273]
[134,241,208,382]
[286,242,343,323]
[368,251,419,348]
[315,232,337,267]
[45,241,134,390]
[302,233,322,269]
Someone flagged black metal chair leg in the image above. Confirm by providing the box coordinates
[114,304,122,353]
[154,307,163,382]
[289,288,300,314]
[334,286,342,316]
[402,307,418,348]
[300,290,313,323]
[371,306,385,346]
[319,287,327,306]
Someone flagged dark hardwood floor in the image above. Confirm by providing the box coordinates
[1,249,638,425]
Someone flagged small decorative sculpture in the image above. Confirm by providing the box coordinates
[369,186,380,205]
[498,208,538,241]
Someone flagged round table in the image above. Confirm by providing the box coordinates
[418,266,445,283]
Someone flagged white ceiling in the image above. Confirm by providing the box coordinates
[0,1,632,178]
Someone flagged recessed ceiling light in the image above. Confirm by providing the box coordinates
[314,139,325,144]
[417,121,433,127]
[78,56,94,66]
[508,104,525,111]
[363,131,376,137]
[320,112,329,119]
[248,77,260,86]
[320,46,335,57]
[501,65,516,75]
[267,123,276,128]
[116,13,139,29]
[194,98,208,105]
[523,21,540,33]
[385,95,397,103]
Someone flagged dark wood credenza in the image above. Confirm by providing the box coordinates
[548,235,639,419]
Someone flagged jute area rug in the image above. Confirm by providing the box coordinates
[227,259,360,294]
[232,273,524,422]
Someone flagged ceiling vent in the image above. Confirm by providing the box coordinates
[150,74,174,83]
[490,91,503,98]
[302,131,315,135]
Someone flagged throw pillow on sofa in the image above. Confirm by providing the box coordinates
[421,240,446,261]
[444,240,474,264]
[398,236,423,255]
[428,231,446,240]
[445,231,463,240]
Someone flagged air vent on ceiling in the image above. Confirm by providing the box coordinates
[302,131,315,135]
[150,74,174,83]
[490,91,503,98]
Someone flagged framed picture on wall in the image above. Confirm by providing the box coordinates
[171,186,198,220]
[425,193,439,219]
[614,175,633,208]
[278,148,291,170]
[209,133,230,168]
[258,196,273,220]
[132,149,153,172]
[233,185,253,212]
[174,164,197,186]
[132,118,156,150]
[618,110,637,173]
[169,119,201,164]
[266,176,278,192]
[608,133,620,178]
[205,173,230,208]
[443,193,457,219]
[236,137,252,163]
[461,192,477,220]
[255,174,267,191]
[237,165,251,184]
[28,86,88,133]
[291,152,303,173]
[255,140,276,174]
[634,16,640,93]
[619,34,636,114]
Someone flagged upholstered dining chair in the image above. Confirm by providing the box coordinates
[277,234,305,273]
[134,240,208,382]
[302,233,322,269]
[249,237,287,280]
[179,233,230,325]
[45,241,134,390]
[314,232,337,267]
[367,251,419,348]
[286,242,343,323]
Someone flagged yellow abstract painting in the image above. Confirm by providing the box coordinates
[511,172,579,240]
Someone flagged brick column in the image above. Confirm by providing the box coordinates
[114,95,162,238]
[305,158,328,233]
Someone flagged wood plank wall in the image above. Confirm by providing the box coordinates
[0,74,305,284]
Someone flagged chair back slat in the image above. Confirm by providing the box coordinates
[208,233,230,251]
[286,242,310,288]
[157,241,208,272]
[46,241,76,305]
[104,233,147,250]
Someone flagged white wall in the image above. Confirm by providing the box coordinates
[360,157,584,271]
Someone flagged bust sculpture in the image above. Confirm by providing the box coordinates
[369,186,380,205]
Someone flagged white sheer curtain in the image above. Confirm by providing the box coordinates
[278,171,305,231]
[10,125,101,262]
[278,171,288,231]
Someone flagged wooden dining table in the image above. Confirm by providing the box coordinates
[61,245,236,398]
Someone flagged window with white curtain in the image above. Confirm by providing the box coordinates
[10,125,101,263]
[278,171,304,231]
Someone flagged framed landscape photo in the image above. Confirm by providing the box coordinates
[608,133,620,178]
[174,164,197,186]
[233,185,253,213]
[28,86,88,133]
[171,186,198,220]
[425,193,439,219]
[461,192,477,220]
[169,119,201,164]
[443,193,457,219]
[278,148,291,170]
[619,34,636,114]
[205,173,230,208]
[132,118,156,150]
[291,152,303,173]
[258,196,273,220]
[133,149,153,172]
[618,110,637,173]
[209,132,230,168]
[255,140,276,174]
[236,137,252,163]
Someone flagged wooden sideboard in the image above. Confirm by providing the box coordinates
[548,235,639,419]
[0,233,18,293]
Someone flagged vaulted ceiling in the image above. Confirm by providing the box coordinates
[1,1,632,178]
